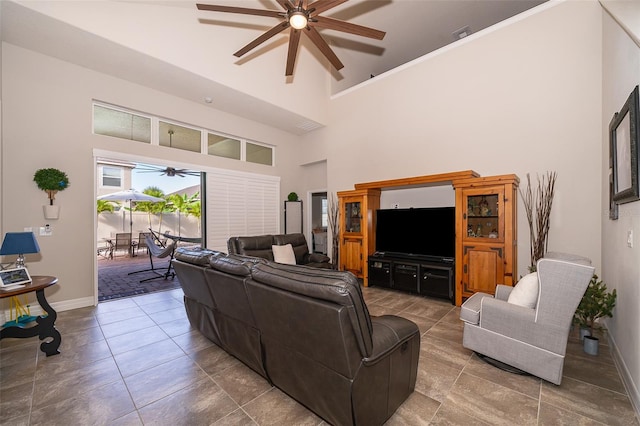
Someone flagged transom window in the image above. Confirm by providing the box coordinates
[92,103,274,166]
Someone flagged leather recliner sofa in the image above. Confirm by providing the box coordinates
[227,233,333,268]
[173,247,420,426]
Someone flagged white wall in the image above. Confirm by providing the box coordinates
[601,1,640,413]
[300,1,603,277]
[1,42,301,306]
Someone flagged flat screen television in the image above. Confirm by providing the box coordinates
[375,207,455,259]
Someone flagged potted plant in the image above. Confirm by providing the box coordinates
[287,192,299,201]
[573,275,617,355]
[34,168,70,219]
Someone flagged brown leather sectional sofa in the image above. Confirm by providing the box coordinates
[172,247,420,426]
[227,233,333,268]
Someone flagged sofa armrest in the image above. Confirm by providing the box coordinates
[307,252,331,264]
[364,315,420,365]
[495,284,513,301]
[479,297,568,354]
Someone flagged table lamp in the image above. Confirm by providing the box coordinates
[0,232,41,268]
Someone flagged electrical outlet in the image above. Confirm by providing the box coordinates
[627,230,633,248]
[392,203,400,209]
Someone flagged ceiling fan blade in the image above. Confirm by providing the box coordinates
[308,0,347,16]
[275,0,294,11]
[196,4,282,18]
[234,21,290,57]
[304,26,344,71]
[312,16,385,40]
[286,28,302,76]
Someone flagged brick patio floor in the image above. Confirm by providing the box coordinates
[98,250,182,302]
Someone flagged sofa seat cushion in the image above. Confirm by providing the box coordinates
[272,244,296,265]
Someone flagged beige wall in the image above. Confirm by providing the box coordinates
[300,1,603,275]
[601,1,640,413]
[1,42,301,307]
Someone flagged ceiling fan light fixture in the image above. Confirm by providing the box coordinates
[289,11,308,30]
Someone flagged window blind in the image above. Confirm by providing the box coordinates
[205,171,280,252]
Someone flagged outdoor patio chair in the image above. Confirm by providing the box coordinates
[113,233,137,257]
[97,241,113,259]
[128,234,176,282]
[137,232,152,255]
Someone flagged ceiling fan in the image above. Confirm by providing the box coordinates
[196,0,386,76]
[135,165,201,177]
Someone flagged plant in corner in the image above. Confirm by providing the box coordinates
[573,275,617,355]
[520,171,557,272]
[34,168,70,205]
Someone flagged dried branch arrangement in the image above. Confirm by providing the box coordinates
[327,193,340,270]
[520,171,557,271]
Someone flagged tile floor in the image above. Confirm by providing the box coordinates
[1,285,638,425]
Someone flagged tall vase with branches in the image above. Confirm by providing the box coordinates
[327,193,340,270]
[520,171,557,271]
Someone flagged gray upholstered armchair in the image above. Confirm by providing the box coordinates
[460,253,595,385]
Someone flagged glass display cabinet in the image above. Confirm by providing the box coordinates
[454,175,519,306]
[337,189,380,282]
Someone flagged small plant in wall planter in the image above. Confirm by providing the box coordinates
[34,168,70,219]
[574,275,617,356]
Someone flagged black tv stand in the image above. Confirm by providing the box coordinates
[368,252,455,304]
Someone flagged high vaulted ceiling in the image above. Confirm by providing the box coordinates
[138,0,546,92]
[1,0,546,134]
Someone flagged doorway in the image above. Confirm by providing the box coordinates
[309,191,328,254]
[96,156,203,302]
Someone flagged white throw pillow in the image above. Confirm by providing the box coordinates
[272,244,296,265]
[507,272,539,309]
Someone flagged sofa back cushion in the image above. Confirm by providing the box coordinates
[249,262,373,358]
[229,235,275,261]
[175,247,224,266]
[273,233,309,264]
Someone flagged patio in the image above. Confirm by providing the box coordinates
[98,252,182,302]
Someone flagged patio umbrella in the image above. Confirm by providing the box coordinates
[97,189,164,234]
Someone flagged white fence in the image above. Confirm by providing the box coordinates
[97,211,201,242]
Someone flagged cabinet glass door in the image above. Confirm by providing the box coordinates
[345,201,362,233]
[465,190,503,241]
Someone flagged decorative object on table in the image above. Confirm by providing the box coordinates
[0,267,32,289]
[573,274,617,356]
[287,192,299,201]
[0,233,40,326]
[610,85,639,205]
[520,171,557,272]
[33,168,70,220]
[0,231,40,269]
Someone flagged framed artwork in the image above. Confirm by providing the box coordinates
[610,85,640,204]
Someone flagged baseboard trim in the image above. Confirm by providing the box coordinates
[609,333,640,421]
[1,296,95,324]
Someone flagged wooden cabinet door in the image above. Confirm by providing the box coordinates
[341,238,363,276]
[462,244,504,295]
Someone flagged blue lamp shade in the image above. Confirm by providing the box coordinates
[0,232,40,268]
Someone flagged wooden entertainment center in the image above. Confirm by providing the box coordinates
[337,171,518,306]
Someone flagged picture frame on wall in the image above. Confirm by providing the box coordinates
[610,85,640,205]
